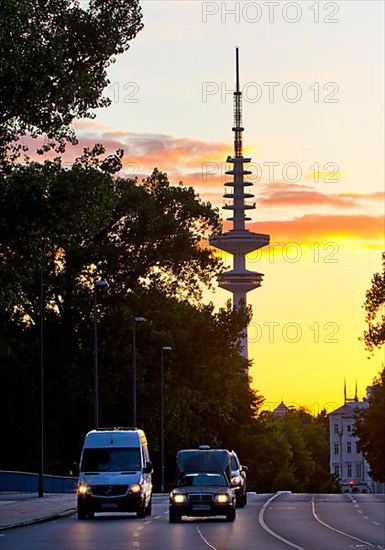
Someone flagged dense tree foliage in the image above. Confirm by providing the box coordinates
[0,153,251,480]
[246,409,340,493]
[354,369,385,483]
[0,150,222,310]
[0,0,143,167]
[362,252,385,351]
[354,255,385,483]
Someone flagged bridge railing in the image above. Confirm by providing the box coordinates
[0,470,77,494]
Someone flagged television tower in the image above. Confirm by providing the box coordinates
[209,48,270,360]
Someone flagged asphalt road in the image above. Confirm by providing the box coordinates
[1,493,384,550]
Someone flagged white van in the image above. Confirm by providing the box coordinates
[77,428,153,519]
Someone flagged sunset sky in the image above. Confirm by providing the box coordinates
[55,1,384,411]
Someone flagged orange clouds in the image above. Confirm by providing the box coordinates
[17,125,384,251]
[256,183,385,209]
[258,187,358,208]
[19,126,229,174]
[90,130,229,172]
[247,214,384,245]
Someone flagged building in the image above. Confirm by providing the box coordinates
[329,385,379,493]
[209,48,270,362]
[271,401,289,417]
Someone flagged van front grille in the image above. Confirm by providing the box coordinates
[91,485,128,497]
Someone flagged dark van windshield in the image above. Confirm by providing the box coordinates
[80,448,141,472]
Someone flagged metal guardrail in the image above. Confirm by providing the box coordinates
[0,470,77,493]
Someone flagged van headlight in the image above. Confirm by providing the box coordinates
[77,483,90,496]
[215,493,230,503]
[171,492,186,504]
[129,483,142,494]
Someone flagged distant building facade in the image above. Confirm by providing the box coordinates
[329,387,383,493]
[272,401,289,417]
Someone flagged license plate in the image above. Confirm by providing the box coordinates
[191,504,210,511]
[101,503,118,509]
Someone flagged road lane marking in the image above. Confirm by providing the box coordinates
[258,493,305,550]
[371,522,381,526]
[196,525,217,550]
[132,542,140,548]
[311,496,382,549]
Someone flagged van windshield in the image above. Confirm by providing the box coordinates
[80,448,141,473]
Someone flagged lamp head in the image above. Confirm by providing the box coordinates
[95,279,109,288]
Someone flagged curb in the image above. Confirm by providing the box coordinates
[0,507,76,531]
[0,494,168,531]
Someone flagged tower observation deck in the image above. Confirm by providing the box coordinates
[209,48,270,360]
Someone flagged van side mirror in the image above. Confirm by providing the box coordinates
[143,461,153,474]
[241,465,248,472]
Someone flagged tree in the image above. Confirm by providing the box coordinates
[0,152,223,321]
[251,408,340,493]
[1,153,258,474]
[0,0,143,167]
[362,252,385,351]
[354,254,385,483]
[354,369,385,482]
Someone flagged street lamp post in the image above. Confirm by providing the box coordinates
[38,267,44,498]
[161,346,172,493]
[132,316,146,427]
[93,279,108,428]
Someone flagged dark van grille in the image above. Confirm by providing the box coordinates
[91,485,128,497]
[188,493,213,504]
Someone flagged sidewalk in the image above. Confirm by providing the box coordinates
[0,492,76,530]
[0,493,167,530]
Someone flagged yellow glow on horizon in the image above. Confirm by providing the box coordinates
[207,243,384,413]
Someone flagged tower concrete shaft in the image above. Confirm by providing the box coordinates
[209,48,270,360]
